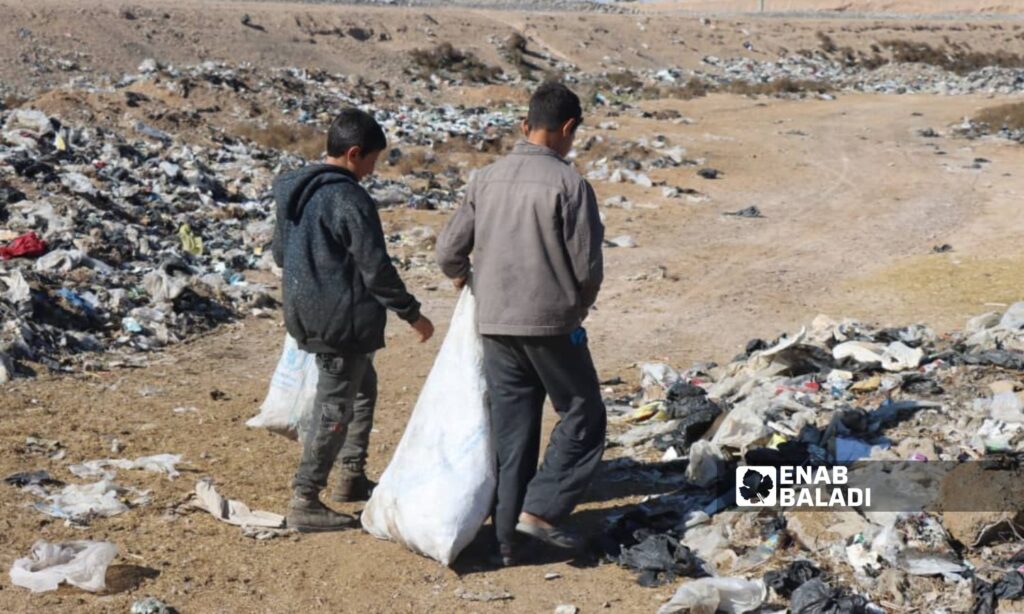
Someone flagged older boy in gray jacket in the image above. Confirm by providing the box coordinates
[436,82,605,564]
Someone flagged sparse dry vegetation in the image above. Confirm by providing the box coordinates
[410,42,503,83]
[975,102,1024,131]
[726,77,833,96]
[882,39,1024,74]
[233,121,323,159]
[815,32,1024,75]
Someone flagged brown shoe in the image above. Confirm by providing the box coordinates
[287,493,358,532]
[331,473,377,503]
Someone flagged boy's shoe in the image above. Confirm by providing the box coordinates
[331,473,376,503]
[515,521,583,550]
[287,493,358,532]
[493,544,520,567]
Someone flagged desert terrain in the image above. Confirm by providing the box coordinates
[1,0,1024,612]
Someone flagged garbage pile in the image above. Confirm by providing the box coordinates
[0,106,292,379]
[642,54,1024,96]
[604,302,1024,612]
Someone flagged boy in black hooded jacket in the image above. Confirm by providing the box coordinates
[272,108,434,531]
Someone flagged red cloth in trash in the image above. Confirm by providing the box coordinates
[0,232,48,260]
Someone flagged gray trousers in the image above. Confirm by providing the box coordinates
[481,334,607,548]
[292,353,378,496]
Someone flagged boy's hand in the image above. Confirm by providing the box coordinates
[411,316,434,343]
[452,276,467,290]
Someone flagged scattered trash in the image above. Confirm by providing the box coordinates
[69,454,182,480]
[0,231,47,260]
[33,480,137,524]
[4,470,61,488]
[764,560,823,598]
[554,606,578,614]
[9,540,117,593]
[790,578,873,614]
[616,533,700,587]
[241,525,298,541]
[193,479,285,529]
[658,577,766,614]
[131,597,177,614]
[698,168,721,180]
[605,235,638,248]
[723,206,763,218]
[454,588,514,602]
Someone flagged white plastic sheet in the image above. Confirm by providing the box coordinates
[194,479,284,529]
[69,454,182,480]
[9,540,117,593]
[34,480,129,523]
[658,577,766,614]
[361,288,495,566]
[246,334,319,440]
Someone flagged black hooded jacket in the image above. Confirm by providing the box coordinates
[272,164,420,355]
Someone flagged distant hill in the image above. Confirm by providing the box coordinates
[633,0,1024,16]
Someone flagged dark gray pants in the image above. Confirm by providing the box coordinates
[292,353,377,496]
[481,334,607,548]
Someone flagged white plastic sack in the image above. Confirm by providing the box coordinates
[10,540,117,593]
[246,334,319,440]
[361,288,495,566]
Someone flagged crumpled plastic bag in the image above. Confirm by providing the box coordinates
[764,560,822,597]
[194,479,284,528]
[2,269,32,304]
[34,480,130,523]
[3,109,51,149]
[9,540,117,593]
[617,533,699,587]
[658,577,766,614]
[686,440,729,487]
[69,454,182,480]
[790,578,870,614]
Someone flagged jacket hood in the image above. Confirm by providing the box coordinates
[273,164,357,221]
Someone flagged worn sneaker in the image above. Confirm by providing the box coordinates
[515,521,583,550]
[331,473,377,503]
[287,494,358,532]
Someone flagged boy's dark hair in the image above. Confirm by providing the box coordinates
[327,108,387,158]
[526,82,583,132]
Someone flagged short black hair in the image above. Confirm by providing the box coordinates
[326,108,387,158]
[526,82,583,132]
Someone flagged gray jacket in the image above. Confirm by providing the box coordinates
[436,141,604,336]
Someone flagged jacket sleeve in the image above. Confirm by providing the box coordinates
[272,188,286,268]
[436,180,476,279]
[272,216,285,268]
[563,178,604,309]
[338,190,422,323]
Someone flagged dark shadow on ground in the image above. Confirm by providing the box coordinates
[581,457,691,504]
[452,501,647,576]
[102,564,160,594]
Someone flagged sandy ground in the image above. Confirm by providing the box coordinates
[637,0,1024,16]
[2,1,1024,613]
[7,0,1024,94]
